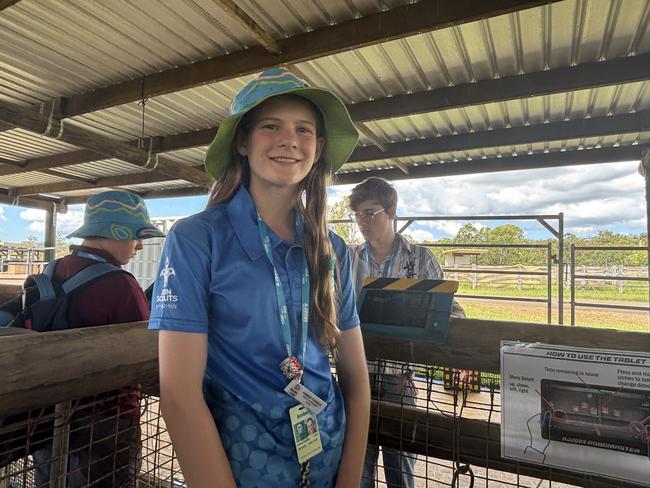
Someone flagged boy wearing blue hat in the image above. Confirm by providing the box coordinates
[32,190,164,488]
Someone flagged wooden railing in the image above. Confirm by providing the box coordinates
[1,291,648,487]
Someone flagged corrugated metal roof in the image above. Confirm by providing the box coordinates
[0,128,80,160]
[0,0,409,105]
[0,0,648,202]
[341,131,650,172]
[58,0,650,145]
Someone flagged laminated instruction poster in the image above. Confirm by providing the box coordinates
[501,341,650,486]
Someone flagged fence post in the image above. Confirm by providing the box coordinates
[471,263,477,289]
[546,243,552,324]
[570,244,576,326]
[49,400,72,488]
[618,266,625,294]
[517,264,523,291]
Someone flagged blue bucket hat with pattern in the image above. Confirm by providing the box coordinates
[204,67,359,180]
[67,191,165,240]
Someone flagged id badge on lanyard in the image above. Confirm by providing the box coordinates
[257,214,325,466]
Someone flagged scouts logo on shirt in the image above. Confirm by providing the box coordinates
[156,257,178,308]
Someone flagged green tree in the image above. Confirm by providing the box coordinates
[328,198,362,245]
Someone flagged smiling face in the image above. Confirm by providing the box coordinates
[237,95,325,193]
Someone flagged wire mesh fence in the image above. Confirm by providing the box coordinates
[0,359,644,488]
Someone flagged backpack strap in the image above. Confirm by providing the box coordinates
[0,310,15,326]
[61,262,125,295]
[70,250,108,263]
[30,259,61,301]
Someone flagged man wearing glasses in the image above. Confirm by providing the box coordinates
[348,177,464,488]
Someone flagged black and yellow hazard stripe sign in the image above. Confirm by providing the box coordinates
[358,278,459,343]
[362,277,459,293]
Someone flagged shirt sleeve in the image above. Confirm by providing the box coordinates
[111,274,150,323]
[148,221,212,333]
[421,247,466,318]
[333,235,360,330]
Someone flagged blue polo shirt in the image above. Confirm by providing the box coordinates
[148,185,360,487]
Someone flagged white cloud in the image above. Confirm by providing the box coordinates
[20,209,45,234]
[0,207,5,221]
[330,161,643,239]
[387,161,645,237]
[403,228,436,242]
[19,208,84,236]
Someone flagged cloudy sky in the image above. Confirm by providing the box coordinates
[0,159,645,244]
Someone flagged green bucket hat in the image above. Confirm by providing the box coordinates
[67,190,166,240]
[204,68,359,180]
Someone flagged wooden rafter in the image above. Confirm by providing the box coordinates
[2,53,645,179]
[0,190,64,211]
[0,0,20,12]
[63,186,209,205]
[2,109,646,196]
[214,0,281,54]
[348,53,650,122]
[0,103,213,188]
[335,145,648,185]
[15,169,197,197]
[348,110,650,164]
[0,54,650,176]
[59,0,558,118]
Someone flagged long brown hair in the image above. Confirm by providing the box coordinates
[207,95,341,352]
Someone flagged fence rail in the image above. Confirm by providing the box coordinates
[1,318,649,487]
[570,245,650,325]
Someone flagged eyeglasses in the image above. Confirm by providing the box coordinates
[347,208,385,222]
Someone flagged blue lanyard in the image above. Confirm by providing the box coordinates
[71,250,108,263]
[257,213,310,367]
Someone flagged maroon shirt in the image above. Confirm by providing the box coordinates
[55,245,149,419]
[56,245,150,328]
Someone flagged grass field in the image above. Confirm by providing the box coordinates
[457,282,649,302]
[459,298,649,332]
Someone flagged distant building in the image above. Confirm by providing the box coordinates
[442,249,486,267]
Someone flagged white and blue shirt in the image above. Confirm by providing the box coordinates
[148,185,359,487]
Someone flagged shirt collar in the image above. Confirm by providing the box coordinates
[392,233,412,253]
[360,233,411,262]
[226,185,303,262]
[69,244,122,267]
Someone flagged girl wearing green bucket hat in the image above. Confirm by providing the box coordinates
[149,68,370,487]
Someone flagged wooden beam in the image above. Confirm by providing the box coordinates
[0,191,65,211]
[0,150,102,177]
[15,167,204,196]
[1,318,648,415]
[363,317,650,374]
[335,145,647,184]
[214,0,281,54]
[348,53,650,122]
[356,123,388,152]
[10,144,645,198]
[62,186,210,205]
[60,0,557,117]
[370,402,643,488]
[0,322,156,416]
[0,0,20,11]
[348,110,650,164]
[390,158,410,175]
[0,103,212,188]
[1,53,645,178]
[4,107,641,182]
